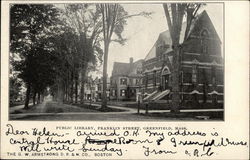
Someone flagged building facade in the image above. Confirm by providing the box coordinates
[83,77,97,102]
[142,11,224,108]
[110,58,143,101]
[96,78,110,101]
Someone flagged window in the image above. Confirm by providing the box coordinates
[183,67,192,83]
[201,29,209,54]
[129,78,133,85]
[136,67,142,74]
[145,73,148,88]
[120,89,126,97]
[216,69,223,84]
[202,41,208,53]
[153,71,156,87]
[142,77,145,85]
[130,89,136,97]
[156,72,160,83]
[211,66,216,85]
[98,84,101,91]
[192,65,197,83]
[120,78,127,85]
[169,75,172,86]
[136,79,140,85]
[112,90,116,96]
[148,73,154,84]
[201,29,209,37]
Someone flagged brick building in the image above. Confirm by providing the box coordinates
[142,10,223,108]
[110,58,143,101]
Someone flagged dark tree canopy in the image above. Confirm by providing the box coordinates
[10,4,61,108]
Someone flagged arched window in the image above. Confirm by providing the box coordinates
[161,66,171,75]
[145,73,148,89]
[200,29,209,54]
[192,65,197,83]
[211,66,216,86]
[153,70,156,87]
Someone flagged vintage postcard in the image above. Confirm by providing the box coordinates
[1,0,249,159]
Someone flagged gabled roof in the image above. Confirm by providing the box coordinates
[112,59,143,77]
[144,24,185,61]
[187,10,221,43]
[144,10,220,61]
[112,62,131,76]
[128,59,143,77]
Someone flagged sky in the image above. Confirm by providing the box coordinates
[102,3,223,77]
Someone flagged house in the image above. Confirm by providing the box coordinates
[142,10,224,108]
[110,58,143,101]
[96,77,111,101]
[83,77,97,101]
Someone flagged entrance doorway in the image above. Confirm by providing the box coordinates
[162,74,169,90]
[161,66,171,90]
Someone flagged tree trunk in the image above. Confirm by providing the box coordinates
[40,94,43,103]
[70,71,74,103]
[80,69,86,104]
[203,82,207,104]
[24,83,31,109]
[66,71,69,102]
[101,43,109,109]
[202,69,207,104]
[32,91,36,106]
[65,80,68,102]
[90,85,93,106]
[37,92,41,104]
[80,81,85,104]
[171,46,180,113]
[75,74,78,104]
[79,33,86,105]
[57,79,64,104]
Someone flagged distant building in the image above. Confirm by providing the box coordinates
[83,77,97,101]
[96,77,110,101]
[142,11,224,107]
[110,58,143,101]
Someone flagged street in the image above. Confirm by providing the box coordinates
[9,100,223,121]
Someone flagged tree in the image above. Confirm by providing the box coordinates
[98,4,152,109]
[163,3,203,112]
[46,26,80,103]
[62,4,104,104]
[10,4,60,108]
[9,76,22,105]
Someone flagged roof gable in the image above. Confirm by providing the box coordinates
[112,60,143,77]
[144,24,186,61]
[187,10,221,43]
[112,62,130,76]
[144,10,220,61]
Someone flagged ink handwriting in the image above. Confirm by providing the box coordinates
[4,125,248,158]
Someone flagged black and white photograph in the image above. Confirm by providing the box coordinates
[9,3,224,121]
[1,1,250,159]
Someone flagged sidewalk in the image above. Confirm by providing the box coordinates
[92,103,224,113]
[9,103,33,114]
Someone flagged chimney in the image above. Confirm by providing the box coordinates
[129,57,133,64]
